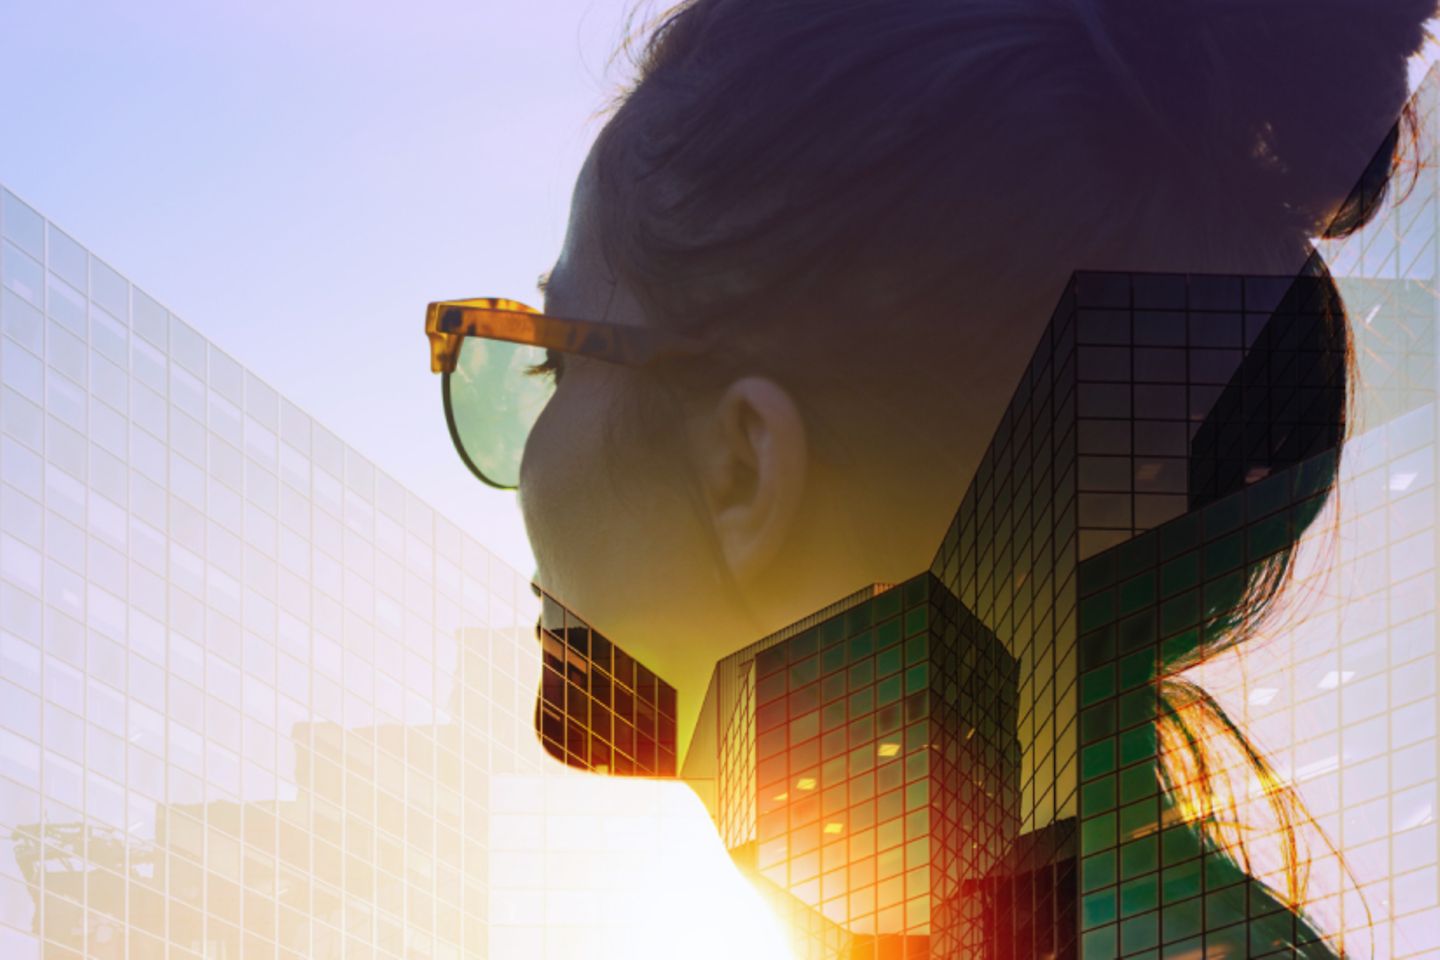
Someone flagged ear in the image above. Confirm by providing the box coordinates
[692,376,808,588]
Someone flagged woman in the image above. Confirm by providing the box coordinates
[429,0,1436,954]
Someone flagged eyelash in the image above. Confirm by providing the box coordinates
[524,349,563,382]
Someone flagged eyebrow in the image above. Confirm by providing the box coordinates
[536,270,552,297]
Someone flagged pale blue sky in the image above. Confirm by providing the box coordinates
[2,1,1436,576]
[0,0,655,574]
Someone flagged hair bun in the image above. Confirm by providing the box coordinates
[1069,0,1437,235]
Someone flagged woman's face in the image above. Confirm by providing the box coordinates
[517,152,757,719]
[517,150,975,745]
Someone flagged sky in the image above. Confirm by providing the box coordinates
[0,0,659,575]
[1,1,1438,578]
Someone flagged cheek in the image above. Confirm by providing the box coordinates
[516,378,720,632]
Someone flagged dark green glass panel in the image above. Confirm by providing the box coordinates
[1080,589,1118,632]
[877,645,902,677]
[1082,925,1119,960]
[1203,494,1244,539]
[903,605,929,637]
[1159,629,1199,667]
[1120,911,1159,953]
[1203,849,1245,889]
[1204,570,1246,618]
[1204,532,1244,575]
[1081,850,1117,893]
[1159,552,1200,599]
[1118,651,1155,691]
[793,628,821,657]
[1119,572,1157,615]
[1246,470,1289,517]
[876,617,901,649]
[1118,688,1156,729]
[874,589,902,620]
[1118,611,1157,654]
[1118,725,1157,766]
[1160,824,1202,866]
[1293,449,1335,500]
[821,643,846,675]
[849,658,874,688]
[1119,875,1158,917]
[1080,703,1118,744]
[902,575,927,607]
[904,663,928,694]
[1119,764,1159,803]
[1293,493,1327,535]
[848,629,874,661]
[845,603,874,633]
[1119,836,1158,880]
[1118,798,1158,843]
[1161,860,1201,903]
[1083,890,1118,929]
[904,634,928,665]
[1080,625,1118,670]
[876,675,901,706]
[1159,591,1199,636]
[1158,512,1201,559]
[1082,810,1118,859]
[1248,514,1290,560]
[1081,741,1117,781]
[1081,776,1117,816]
[1117,532,1156,578]
[1081,665,1116,707]
[1203,886,1246,928]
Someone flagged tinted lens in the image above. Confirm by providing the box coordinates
[444,337,555,489]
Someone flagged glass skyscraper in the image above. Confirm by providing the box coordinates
[675,65,1440,960]
[4,58,1440,960]
[0,183,680,958]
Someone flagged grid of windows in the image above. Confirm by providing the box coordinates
[692,576,1020,958]
[3,53,1438,960]
[686,59,1440,954]
[535,594,679,776]
[0,184,557,959]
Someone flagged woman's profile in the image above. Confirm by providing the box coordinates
[426,0,1438,955]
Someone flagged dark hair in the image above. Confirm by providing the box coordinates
[582,0,1436,941]
[589,0,1431,381]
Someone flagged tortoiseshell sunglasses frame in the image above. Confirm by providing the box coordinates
[425,297,709,374]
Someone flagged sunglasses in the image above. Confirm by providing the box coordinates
[425,297,710,490]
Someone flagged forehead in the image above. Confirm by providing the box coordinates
[545,150,638,327]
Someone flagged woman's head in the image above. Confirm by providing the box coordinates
[518,0,1435,739]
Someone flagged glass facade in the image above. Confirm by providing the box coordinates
[534,591,679,777]
[683,67,1440,960]
[0,183,682,959]
[3,55,1439,960]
